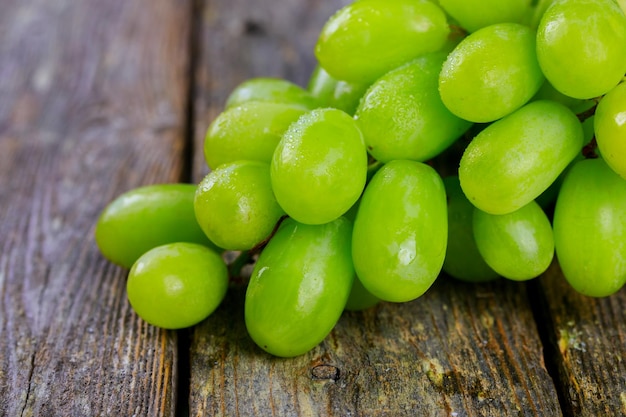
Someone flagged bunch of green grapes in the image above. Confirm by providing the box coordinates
[94,0,626,357]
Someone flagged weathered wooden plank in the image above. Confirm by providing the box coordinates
[0,0,191,415]
[536,261,626,416]
[189,0,562,415]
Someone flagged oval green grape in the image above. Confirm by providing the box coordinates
[95,183,219,269]
[473,201,554,281]
[194,160,285,251]
[459,100,583,215]
[127,242,228,329]
[204,101,307,170]
[536,0,626,99]
[225,77,319,110]
[595,82,626,180]
[245,217,354,357]
[553,158,626,297]
[352,160,447,302]
[355,52,472,163]
[271,108,367,225]
[315,0,449,83]
[439,23,544,123]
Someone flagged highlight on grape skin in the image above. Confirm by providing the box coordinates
[93,0,626,357]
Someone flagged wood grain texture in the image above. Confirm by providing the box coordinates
[189,0,561,415]
[537,262,626,417]
[0,0,191,415]
[190,280,561,416]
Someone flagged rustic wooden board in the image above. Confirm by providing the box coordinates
[536,262,626,416]
[189,0,562,415]
[0,0,191,415]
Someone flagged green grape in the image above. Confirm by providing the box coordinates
[352,160,447,302]
[355,52,472,163]
[225,77,319,110]
[439,23,544,123]
[439,0,532,32]
[315,0,449,83]
[459,100,583,215]
[553,158,626,297]
[127,242,228,329]
[473,201,554,281]
[536,0,626,99]
[595,82,626,180]
[194,161,285,251]
[442,176,499,283]
[531,80,587,111]
[307,65,337,106]
[307,65,369,115]
[95,184,219,269]
[245,217,354,357]
[344,274,381,311]
[271,108,367,225]
[203,101,307,170]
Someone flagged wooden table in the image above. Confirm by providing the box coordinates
[2,1,625,415]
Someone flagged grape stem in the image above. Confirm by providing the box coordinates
[582,137,598,159]
[227,215,289,283]
[576,103,597,123]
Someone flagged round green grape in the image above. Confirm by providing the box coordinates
[315,0,449,83]
[344,275,381,311]
[204,101,307,170]
[459,100,583,215]
[442,176,499,283]
[225,77,319,110]
[473,201,554,281]
[352,160,447,302]
[95,183,220,269]
[355,52,472,163]
[439,23,544,123]
[595,82,626,180]
[536,0,626,99]
[307,65,369,115]
[553,158,626,297]
[127,242,228,329]
[194,160,285,251]
[245,217,354,357]
[271,108,367,225]
[439,0,532,33]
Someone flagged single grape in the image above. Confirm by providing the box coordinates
[473,201,554,281]
[355,52,472,163]
[553,158,626,297]
[127,243,228,329]
[245,217,354,357]
[536,0,626,99]
[442,176,499,283]
[307,65,370,115]
[271,108,367,225]
[439,23,544,123]
[344,274,381,311]
[95,184,220,268]
[439,0,532,33]
[225,77,319,110]
[315,0,449,83]
[595,82,626,180]
[459,100,583,215]
[194,161,285,251]
[352,160,447,302]
[203,101,307,170]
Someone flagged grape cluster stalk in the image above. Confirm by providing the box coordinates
[95,0,626,357]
